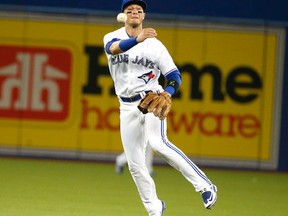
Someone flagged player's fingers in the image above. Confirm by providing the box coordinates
[148,30,157,37]
[145,28,156,34]
[148,29,157,36]
[143,28,157,38]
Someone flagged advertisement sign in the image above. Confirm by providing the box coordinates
[0,14,284,168]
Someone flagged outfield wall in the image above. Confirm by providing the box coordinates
[0,11,285,170]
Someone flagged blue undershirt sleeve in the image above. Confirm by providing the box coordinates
[105,37,138,54]
[105,38,121,54]
[164,86,176,96]
[119,37,138,52]
[164,69,182,96]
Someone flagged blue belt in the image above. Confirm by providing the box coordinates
[120,91,151,102]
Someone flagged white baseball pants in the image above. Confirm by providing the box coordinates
[119,100,213,216]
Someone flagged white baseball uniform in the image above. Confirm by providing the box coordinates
[104,27,214,216]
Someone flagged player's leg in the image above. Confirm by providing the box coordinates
[145,113,217,208]
[119,103,163,215]
[115,146,153,175]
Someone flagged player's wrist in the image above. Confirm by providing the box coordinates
[163,86,174,96]
[161,91,172,98]
[135,36,141,43]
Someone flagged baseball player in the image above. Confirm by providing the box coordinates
[103,0,217,215]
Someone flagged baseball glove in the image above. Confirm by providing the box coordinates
[137,92,172,120]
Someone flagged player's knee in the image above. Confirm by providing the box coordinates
[149,139,167,152]
[128,163,145,175]
[128,162,139,172]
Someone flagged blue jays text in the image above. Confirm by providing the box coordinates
[111,54,156,69]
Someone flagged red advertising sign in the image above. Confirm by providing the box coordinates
[0,46,72,120]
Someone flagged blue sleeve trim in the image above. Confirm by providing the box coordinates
[105,38,121,54]
[119,37,138,52]
[164,69,182,95]
[165,69,181,83]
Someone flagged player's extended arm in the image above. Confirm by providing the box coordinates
[106,28,157,55]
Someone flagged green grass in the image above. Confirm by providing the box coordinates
[0,157,288,216]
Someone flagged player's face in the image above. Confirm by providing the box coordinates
[124,4,145,27]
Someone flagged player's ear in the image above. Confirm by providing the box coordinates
[142,13,146,21]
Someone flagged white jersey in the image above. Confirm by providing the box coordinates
[103,27,177,98]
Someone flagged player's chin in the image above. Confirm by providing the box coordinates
[129,20,141,26]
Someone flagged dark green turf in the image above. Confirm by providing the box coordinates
[0,157,287,216]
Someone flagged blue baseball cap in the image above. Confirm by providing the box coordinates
[121,0,147,12]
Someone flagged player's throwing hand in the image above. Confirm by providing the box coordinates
[137,28,157,42]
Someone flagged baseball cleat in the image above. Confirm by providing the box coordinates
[161,200,166,215]
[115,164,124,174]
[201,184,217,209]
